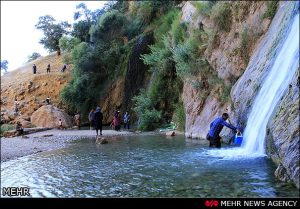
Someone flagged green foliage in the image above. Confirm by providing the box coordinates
[35,15,71,52]
[263,1,278,19]
[173,37,201,78]
[90,9,126,42]
[219,84,232,104]
[72,21,92,42]
[1,60,8,73]
[153,9,179,44]
[132,90,161,131]
[238,26,261,64]
[195,1,216,16]
[141,42,171,73]
[59,36,81,53]
[239,27,251,64]
[61,0,181,125]
[170,15,187,45]
[72,3,105,42]
[211,2,232,32]
[124,18,145,40]
[62,53,73,65]
[0,124,14,135]
[172,102,185,131]
[27,52,41,63]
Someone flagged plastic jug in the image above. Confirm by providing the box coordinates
[234,132,243,145]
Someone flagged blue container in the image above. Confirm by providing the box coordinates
[234,133,243,145]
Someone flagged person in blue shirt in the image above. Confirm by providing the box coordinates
[207,113,239,148]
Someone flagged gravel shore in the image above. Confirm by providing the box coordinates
[1,129,148,162]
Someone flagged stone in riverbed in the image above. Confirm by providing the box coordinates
[96,136,108,144]
[166,131,175,136]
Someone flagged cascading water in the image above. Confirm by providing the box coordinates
[206,5,299,159]
[241,12,299,156]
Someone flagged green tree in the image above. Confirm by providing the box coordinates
[27,52,41,63]
[35,15,71,53]
[59,36,81,52]
[72,3,105,42]
[1,60,8,73]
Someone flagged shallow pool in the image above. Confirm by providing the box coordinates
[1,135,299,197]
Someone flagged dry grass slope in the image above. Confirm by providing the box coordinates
[1,53,72,125]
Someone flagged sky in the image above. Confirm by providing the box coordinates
[1,1,106,72]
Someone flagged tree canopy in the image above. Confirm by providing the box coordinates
[27,52,41,63]
[35,15,71,52]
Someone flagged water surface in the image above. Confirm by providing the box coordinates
[1,135,298,197]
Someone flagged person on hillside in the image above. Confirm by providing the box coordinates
[46,64,51,73]
[16,121,24,136]
[33,64,37,74]
[14,99,19,113]
[57,119,63,129]
[206,113,239,148]
[123,111,130,130]
[88,108,95,130]
[61,64,67,72]
[94,107,103,136]
[46,96,51,105]
[114,110,121,131]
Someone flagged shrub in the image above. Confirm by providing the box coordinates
[59,36,81,53]
[195,1,217,17]
[263,1,278,19]
[173,37,202,78]
[132,90,162,131]
[238,26,260,64]
[211,2,232,32]
[0,124,14,135]
[172,102,185,131]
[27,52,41,63]
[219,84,232,104]
[141,43,171,73]
[170,15,187,45]
[153,9,179,43]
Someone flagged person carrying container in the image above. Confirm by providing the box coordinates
[206,113,240,148]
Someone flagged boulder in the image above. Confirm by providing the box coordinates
[166,131,175,136]
[21,120,32,128]
[3,130,17,138]
[31,105,73,128]
[96,136,108,144]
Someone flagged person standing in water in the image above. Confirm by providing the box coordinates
[206,113,239,148]
[93,107,103,136]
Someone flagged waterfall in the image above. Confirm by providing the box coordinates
[242,12,299,156]
[204,5,299,159]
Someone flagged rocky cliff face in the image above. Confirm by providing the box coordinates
[266,70,299,188]
[182,1,271,139]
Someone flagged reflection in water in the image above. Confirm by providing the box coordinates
[1,135,299,197]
